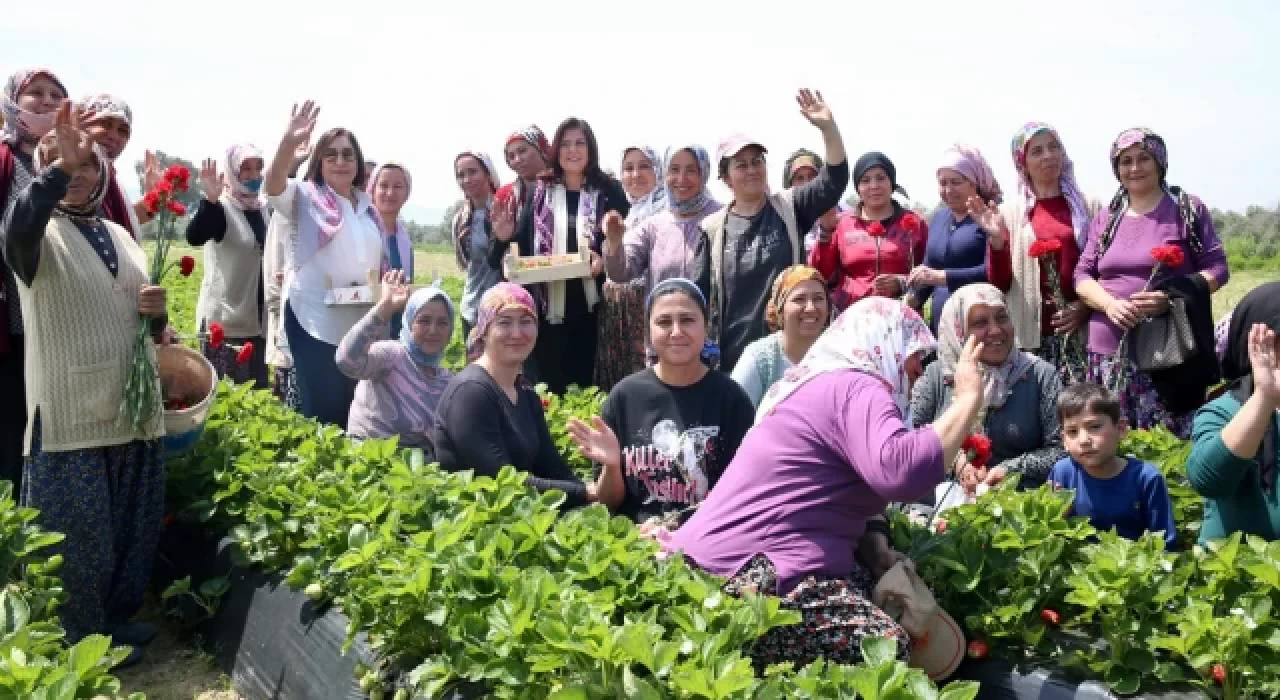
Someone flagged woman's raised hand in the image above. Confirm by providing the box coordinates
[283,101,320,151]
[376,270,411,318]
[602,210,625,245]
[966,195,1007,245]
[52,101,95,172]
[200,158,223,202]
[952,334,987,404]
[491,195,517,242]
[796,89,834,130]
[567,416,621,473]
[1249,323,1280,408]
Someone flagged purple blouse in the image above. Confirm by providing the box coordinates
[604,200,722,292]
[1073,194,1229,355]
[666,370,944,595]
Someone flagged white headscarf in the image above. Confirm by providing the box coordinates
[935,283,1036,409]
[224,143,265,210]
[757,297,936,423]
[621,145,666,226]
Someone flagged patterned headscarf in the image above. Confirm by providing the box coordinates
[224,143,265,210]
[766,265,827,331]
[663,144,713,219]
[451,152,500,269]
[757,296,936,422]
[621,145,666,226]
[935,283,1036,409]
[32,134,111,222]
[938,144,1003,205]
[2,69,67,145]
[76,93,133,130]
[505,125,553,166]
[473,282,538,344]
[1011,122,1091,248]
[400,286,455,368]
[1100,127,1200,255]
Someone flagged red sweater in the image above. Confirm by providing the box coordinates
[988,196,1079,335]
[809,208,928,311]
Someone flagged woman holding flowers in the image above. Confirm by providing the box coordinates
[731,265,830,408]
[809,151,926,312]
[1073,128,1229,436]
[1,67,68,490]
[264,102,383,429]
[664,298,983,668]
[185,145,269,387]
[910,284,1066,494]
[1,103,167,661]
[982,123,1097,377]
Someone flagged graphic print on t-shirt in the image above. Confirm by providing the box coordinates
[623,420,721,507]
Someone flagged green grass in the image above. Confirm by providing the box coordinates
[1213,267,1275,320]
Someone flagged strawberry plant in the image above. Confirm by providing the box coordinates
[168,382,980,698]
[536,384,605,482]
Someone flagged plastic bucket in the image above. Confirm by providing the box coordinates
[157,345,217,456]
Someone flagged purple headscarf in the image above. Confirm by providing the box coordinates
[937,144,1003,205]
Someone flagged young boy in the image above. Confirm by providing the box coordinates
[1048,383,1179,550]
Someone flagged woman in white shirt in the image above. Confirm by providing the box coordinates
[263,102,383,428]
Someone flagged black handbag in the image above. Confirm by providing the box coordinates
[1132,297,1197,371]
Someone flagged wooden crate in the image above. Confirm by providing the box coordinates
[504,249,593,284]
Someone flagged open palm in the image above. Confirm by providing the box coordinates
[1248,324,1280,406]
[796,89,833,129]
[567,416,621,470]
[966,195,1005,237]
[52,101,95,169]
[284,101,320,150]
[200,158,223,201]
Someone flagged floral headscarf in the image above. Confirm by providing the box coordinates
[505,125,553,166]
[1011,122,1090,247]
[473,282,538,343]
[765,265,827,331]
[938,144,1002,205]
[2,69,67,144]
[757,296,936,423]
[663,143,714,219]
[1101,127,1200,255]
[1109,127,1168,180]
[621,145,666,226]
[400,286,455,368]
[32,134,111,222]
[76,93,133,130]
[935,283,1035,409]
[224,143,265,210]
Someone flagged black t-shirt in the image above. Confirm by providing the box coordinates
[433,364,588,507]
[600,367,756,523]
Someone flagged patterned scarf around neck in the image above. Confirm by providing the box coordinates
[532,181,600,323]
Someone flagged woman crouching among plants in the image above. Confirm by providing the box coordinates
[336,270,455,456]
[0,103,166,665]
[567,278,755,528]
[661,297,985,669]
[433,283,595,505]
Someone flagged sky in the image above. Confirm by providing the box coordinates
[4,0,1278,226]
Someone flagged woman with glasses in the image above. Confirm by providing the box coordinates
[264,101,383,428]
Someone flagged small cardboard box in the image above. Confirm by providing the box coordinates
[322,271,426,307]
[504,249,593,284]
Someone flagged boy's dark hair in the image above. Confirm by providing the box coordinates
[1057,382,1122,425]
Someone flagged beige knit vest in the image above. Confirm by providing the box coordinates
[17,217,164,453]
[195,194,264,337]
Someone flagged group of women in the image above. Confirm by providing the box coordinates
[2,63,1276,685]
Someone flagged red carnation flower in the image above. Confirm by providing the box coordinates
[962,434,993,469]
[1150,244,1185,269]
[1040,609,1061,626]
[900,213,919,235]
[867,221,887,238]
[1028,239,1063,258]
[967,640,989,659]
[143,191,161,215]
[179,255,196,277]
[236,342,254,365]
[208,322,225,349]
[540,398,551,409]
[167,199,187,216]
[164,164,192,191]
[155,179,174,197]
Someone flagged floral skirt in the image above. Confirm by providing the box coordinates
[723,554,909,668]
[1085,351,1193,438]
[273,366,300,410]
[22,416,164,642]
[594,281,647,392]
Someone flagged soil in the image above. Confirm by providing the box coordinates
[114,597,242,700]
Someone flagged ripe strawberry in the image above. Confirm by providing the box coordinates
[1212,664,1226,684]
[967,640,988,659]
[934,519,948,534]
[1040,609,1061,626]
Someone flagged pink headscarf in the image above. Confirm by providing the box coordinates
[938,144,1003,205]
[473,282,538,343]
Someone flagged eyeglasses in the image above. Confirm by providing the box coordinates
[323,148,357,163]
